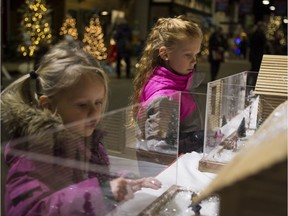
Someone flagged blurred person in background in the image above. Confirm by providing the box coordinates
[208,26,228,81]
[114,17,132,79]
[248,22,267,86]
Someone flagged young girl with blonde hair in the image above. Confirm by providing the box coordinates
[131,16,204,155]
[1,40,161,216]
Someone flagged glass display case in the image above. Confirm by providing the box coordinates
[97,92,181,178]
[198,71,272,173]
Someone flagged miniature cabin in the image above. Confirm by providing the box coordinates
[194,101,288,216]
[206,72,247,134]
[255,54,288,119]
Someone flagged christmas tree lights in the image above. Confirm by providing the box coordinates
[83,16,107,60]
[60,15,78,40]
[266,15,287,46]
[19,0,52,57]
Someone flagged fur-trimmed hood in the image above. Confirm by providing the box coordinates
[1,91,63,140]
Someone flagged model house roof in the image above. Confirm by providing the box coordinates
[255,54,288,97]
[195,100,288,203]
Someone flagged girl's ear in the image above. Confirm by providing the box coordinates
[159,46,169,61]
[39,95,50,109]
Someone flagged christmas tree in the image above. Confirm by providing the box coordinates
[83,15,107,60]
[221,115,227,127]
[19,0,52,57]
[237,117,246,138]
[266,15,287,54]
[60,15,78,40]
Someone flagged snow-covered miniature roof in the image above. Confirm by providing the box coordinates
[255,55,288,97]
[195,100,288,203]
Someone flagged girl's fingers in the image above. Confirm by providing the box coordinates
[140,177,162,189]
[127,177,162,192]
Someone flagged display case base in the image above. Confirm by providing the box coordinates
[198,159,225,173]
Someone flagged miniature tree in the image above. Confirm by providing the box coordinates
[165,109,178,146]
[237,117,246,138]
[82,15,107,60]
[221,115,227,127]
[60,15,78,40]
[256,118,264,129]
[19,0,52,58]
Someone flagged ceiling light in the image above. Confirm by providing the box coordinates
[269,6,275,11]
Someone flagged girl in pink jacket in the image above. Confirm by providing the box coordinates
[130,16,204,155]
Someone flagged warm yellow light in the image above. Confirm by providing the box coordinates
[40,5,47,12]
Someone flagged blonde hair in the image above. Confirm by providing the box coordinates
[2,40,109,114]
[130,15,202,117]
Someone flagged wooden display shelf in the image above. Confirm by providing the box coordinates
[138,185,191,216]
[136,149,176,165]
[198,159,225,173]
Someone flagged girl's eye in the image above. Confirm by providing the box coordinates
[95,101,103,107]
[78,103,88,108]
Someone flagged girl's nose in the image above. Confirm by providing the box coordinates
[89,105,100,117]
[190,59,197,67]
[191,56,197,63]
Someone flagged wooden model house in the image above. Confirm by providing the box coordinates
[194,101,288,216]
[206,75,247,131]
[255,54,288,119]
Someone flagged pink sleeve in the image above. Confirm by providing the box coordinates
[27,178,114,216]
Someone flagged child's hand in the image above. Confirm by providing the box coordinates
[110,177,162,202]
[128,177,162,192]
[110,177,134,202]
